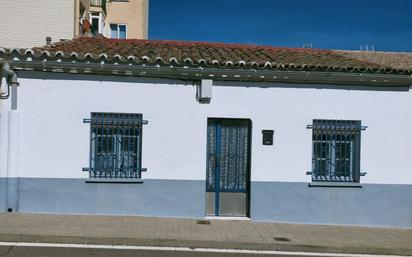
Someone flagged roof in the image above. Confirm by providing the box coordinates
[1,37,412,87]
[1,37,412,75]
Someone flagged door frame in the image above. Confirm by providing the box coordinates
[205,117,252,217]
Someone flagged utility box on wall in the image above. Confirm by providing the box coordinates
[262,130,274,145]
[197,79,213,104]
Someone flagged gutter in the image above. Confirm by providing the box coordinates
[1,59,412,87]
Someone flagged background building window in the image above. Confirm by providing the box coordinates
[110,24,127,39]
[90,12,103,35]
[307,119,366,183]
[84,112,146,179]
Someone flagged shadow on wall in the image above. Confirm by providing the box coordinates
[216,81,411,92]
[17,71,411,92]
[17,71,193,87]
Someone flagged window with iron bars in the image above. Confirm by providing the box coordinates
[83,112,147,180]
[307,119,366,183]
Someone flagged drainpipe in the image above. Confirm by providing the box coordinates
[1,63,20,212]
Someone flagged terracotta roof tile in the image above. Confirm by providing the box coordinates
[3,37,412,75]
[335,50,412,71]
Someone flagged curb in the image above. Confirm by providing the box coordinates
[0,233,411,256]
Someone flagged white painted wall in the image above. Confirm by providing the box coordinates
[0,0,74,48]
[3,72,412,185]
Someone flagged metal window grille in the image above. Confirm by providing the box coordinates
[83,112,147,179]
[307,119,366,183]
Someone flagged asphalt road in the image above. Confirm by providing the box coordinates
[0,246,348,257]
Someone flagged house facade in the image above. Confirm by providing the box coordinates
[0,37,411,227]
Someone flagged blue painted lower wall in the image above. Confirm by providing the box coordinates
[0,178,206,218]
[1,178,411,227]
[251,181,412,228]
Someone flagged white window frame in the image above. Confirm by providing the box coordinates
[90,12,104,34]
[110,23,128,39]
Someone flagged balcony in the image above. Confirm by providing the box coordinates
[90,0,102,6]
[89,0,106,14]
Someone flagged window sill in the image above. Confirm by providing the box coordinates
[86,178,144,184]
[308,182,362,188]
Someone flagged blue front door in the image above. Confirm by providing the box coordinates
[206,118,251,217]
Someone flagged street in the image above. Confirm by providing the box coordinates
[0,246,302,257]
[0,244,399,257]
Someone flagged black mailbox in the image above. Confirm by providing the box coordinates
[262,130,274,145]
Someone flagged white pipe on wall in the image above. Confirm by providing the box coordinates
[0,112,8,211]
[7,110,20,177]
[1,63,19,210]
[5,110,20,211]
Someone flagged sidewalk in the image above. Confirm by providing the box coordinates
[0,213,411,255]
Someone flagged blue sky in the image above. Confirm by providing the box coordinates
[149,0,412,52]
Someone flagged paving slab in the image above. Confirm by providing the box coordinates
[0,213,411,255]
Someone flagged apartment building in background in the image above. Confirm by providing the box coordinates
[0,0,149,48]
[81,0,149,39]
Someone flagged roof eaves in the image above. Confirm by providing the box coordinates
[6,49,412,76]
[2,57,411,88]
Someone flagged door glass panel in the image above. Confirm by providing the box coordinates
[219,120,248,191]
[206,123,216,191]
[91,17,99,35]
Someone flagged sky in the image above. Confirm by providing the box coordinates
[149,0,412,52]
